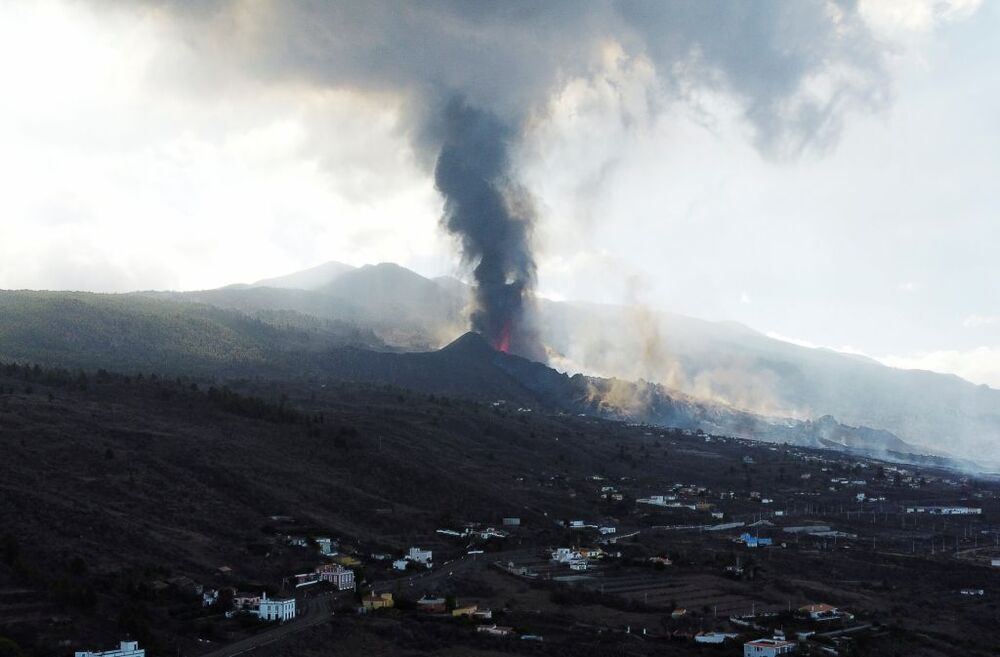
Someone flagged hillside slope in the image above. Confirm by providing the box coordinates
[4,260,999,461]
[0,291,382,376]
[177,262,1000,461]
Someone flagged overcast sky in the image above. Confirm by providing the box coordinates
[1,0,997,387]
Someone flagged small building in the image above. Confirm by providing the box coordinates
[201,589,218,607]
[502,517,521,527]
[362,592,394,610]
[416,596,448,613]
[695,632,738,644]
[408,547,433,565]
[294,572,320,587]
[740,533,773,548]
[649,556,673,566]
[232,592,261,610]
[477,624,516,637]
[315,563,355,590]
[992,559,1000,568]
[315,537,337,556]
[551,547,581,563]
[258,593,296,622]
[599,526,617,535]
[637,495,676,506]
[744,638,796,656]
[452,604,479,618]
[392,559,409,571]
[75,641,145,657]
[799,603,841,621]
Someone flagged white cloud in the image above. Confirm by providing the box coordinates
[860,0,982,36]
[0,1,451,292]
[963,314,999,328]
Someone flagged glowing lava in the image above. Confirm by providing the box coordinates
[493,321,512,353]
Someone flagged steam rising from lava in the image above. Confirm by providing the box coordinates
[434,99,541,359]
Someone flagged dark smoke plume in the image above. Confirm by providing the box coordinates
[433,99,541,359]
[98,1,892,361]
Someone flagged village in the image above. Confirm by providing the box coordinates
[62,423,1000,657]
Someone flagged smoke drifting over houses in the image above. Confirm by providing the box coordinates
[113,0,889,358]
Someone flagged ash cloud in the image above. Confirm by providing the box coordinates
[433,99,542,358]
[108,0,890,358]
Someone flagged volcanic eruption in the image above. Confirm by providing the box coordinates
[129,2,890,366]
[434,99,541,359]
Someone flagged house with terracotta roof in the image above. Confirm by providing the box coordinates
[798,603,845,621]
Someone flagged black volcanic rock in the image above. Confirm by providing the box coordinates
[439,331,499,359]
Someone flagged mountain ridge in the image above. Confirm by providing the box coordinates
[2,261,998,462]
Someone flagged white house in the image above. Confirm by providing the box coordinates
[315,537,337,556]
[408,547,433,565]
[258,593,296,622]
[201,589,218,607]
[316,564,355,590]
[76,641,145,657]
[744,638,796,656]
[392,559,409,571]
[598,526,617,535]
[551,547,582,563]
